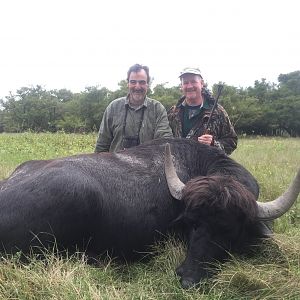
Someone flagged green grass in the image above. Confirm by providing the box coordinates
[0,132,95,179]
[231,136,300,232]
[0,133,299,299]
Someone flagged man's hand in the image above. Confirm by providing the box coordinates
[198,134,214,146]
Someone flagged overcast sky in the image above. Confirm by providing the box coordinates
[0,0,299,99]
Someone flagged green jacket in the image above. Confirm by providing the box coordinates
[167,94,238,155]
[95,96,173,152]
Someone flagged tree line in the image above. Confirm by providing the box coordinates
[0,71,299,136]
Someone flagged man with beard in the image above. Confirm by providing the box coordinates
[168,67,237,155]
[95,64,173,152]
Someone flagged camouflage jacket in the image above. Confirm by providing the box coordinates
[167,93,238,155]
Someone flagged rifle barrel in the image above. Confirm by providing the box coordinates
[205,84,224,132]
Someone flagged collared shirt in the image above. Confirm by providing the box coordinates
[168,94,238,155]
[95,96,173,152]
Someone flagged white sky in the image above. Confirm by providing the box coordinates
[0,0,299,99]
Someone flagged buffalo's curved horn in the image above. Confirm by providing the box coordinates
[164,143,185,200]
[257,168,300,220]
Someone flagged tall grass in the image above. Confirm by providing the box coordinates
[0,133,299,299]
[0,132,95,179]
[231,136,300,232]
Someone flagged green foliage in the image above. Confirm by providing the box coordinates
[151,83,181,110]
[0,86,62,132]
[78,86,111,131]
[217,72,300,136]
[0,71,300,136]
[278,71,300,96]
[110,80,129,99]
[247,78,276,102]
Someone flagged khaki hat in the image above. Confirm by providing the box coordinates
[179,67,203,78]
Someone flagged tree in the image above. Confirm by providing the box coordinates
[247,78,277,102]
[0,86,61,132]
[0,70,299,136]
[50,88,74,102]
[151,83,181,109]
[278,71,300,96]
[78,86,111,131]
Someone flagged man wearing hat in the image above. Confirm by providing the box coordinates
[168,67,237,155]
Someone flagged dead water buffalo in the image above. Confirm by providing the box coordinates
[0,138,299,288]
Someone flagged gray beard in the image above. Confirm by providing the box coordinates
[129,93,145,107]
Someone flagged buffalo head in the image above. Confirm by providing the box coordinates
[164,143,300,288]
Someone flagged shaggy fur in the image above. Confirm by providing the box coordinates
[175,175,263,288]
[183,175,258,222]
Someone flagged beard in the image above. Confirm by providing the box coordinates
[184,89,203,105]
[129,89,146,105]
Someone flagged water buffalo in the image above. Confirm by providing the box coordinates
[0,138,299,288]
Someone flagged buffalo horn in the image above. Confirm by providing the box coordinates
[257,168,300,220]
[164,143,185,200]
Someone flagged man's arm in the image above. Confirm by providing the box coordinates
[213,108,238,155]
[154,103,174,139]
[94,107,113,153]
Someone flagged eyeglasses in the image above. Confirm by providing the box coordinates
[129,80,147,86]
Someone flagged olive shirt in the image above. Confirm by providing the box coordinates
[168,95,238,155]
[95,96,173,152]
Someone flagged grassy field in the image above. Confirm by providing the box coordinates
[0,133,299,299]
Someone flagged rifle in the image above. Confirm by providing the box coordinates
[205,84,224,134]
